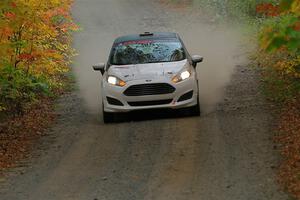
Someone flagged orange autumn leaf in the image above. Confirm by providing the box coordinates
[4,12,16,20]
[1,27,14,37]
[256,3,280,17]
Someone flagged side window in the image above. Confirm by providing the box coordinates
[178,37,192,64]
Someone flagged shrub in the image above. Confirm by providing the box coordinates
[0,66,50,114]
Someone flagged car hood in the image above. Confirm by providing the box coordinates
[107,59,188,82]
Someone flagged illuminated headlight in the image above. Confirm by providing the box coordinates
[180,71,191,80]
[172,70,191,83]
[107,75,126,87]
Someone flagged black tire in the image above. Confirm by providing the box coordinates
[103,110,114,123]
[190,99,201,116]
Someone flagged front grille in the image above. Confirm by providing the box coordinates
[128,99,173,107]
[124,83,175,96]
[107,97,124,106]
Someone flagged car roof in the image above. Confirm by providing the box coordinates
[114,32,180,44]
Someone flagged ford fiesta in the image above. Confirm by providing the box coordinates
[93,32,203,123]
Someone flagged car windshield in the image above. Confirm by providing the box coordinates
[109,39,186,65]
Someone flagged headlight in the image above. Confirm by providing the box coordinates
[172,70,191,83]
[107,75,126,87]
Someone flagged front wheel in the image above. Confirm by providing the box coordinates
[103,104,115,123]
[103,111,115,123]
[190,99,201,116]
[179,99,201,117]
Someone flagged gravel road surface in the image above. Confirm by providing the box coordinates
[0,0,288,199]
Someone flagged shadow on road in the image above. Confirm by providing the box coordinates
[112,108,199,123]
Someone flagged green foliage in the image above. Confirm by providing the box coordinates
[258,0,300,52]
[260,14,300,52]
[279,0,295,11]
[0,66,51,114]
[257,0,300,104]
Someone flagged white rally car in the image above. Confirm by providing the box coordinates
[93,32,203,123]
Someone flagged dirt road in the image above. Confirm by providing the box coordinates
[0,0,288,199]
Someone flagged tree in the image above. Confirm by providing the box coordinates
[259,0,300,52]
[0,0,77,113]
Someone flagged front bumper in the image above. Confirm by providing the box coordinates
[102,76,198,113]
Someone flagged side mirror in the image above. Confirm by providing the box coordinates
[93,63,105,75]
[191,55,203,67]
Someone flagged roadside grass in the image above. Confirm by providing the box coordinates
[256,50,300,104]
[262,63,300,199]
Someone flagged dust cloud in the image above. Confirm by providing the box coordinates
[72,0,248,114]
[179,25,248,113]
